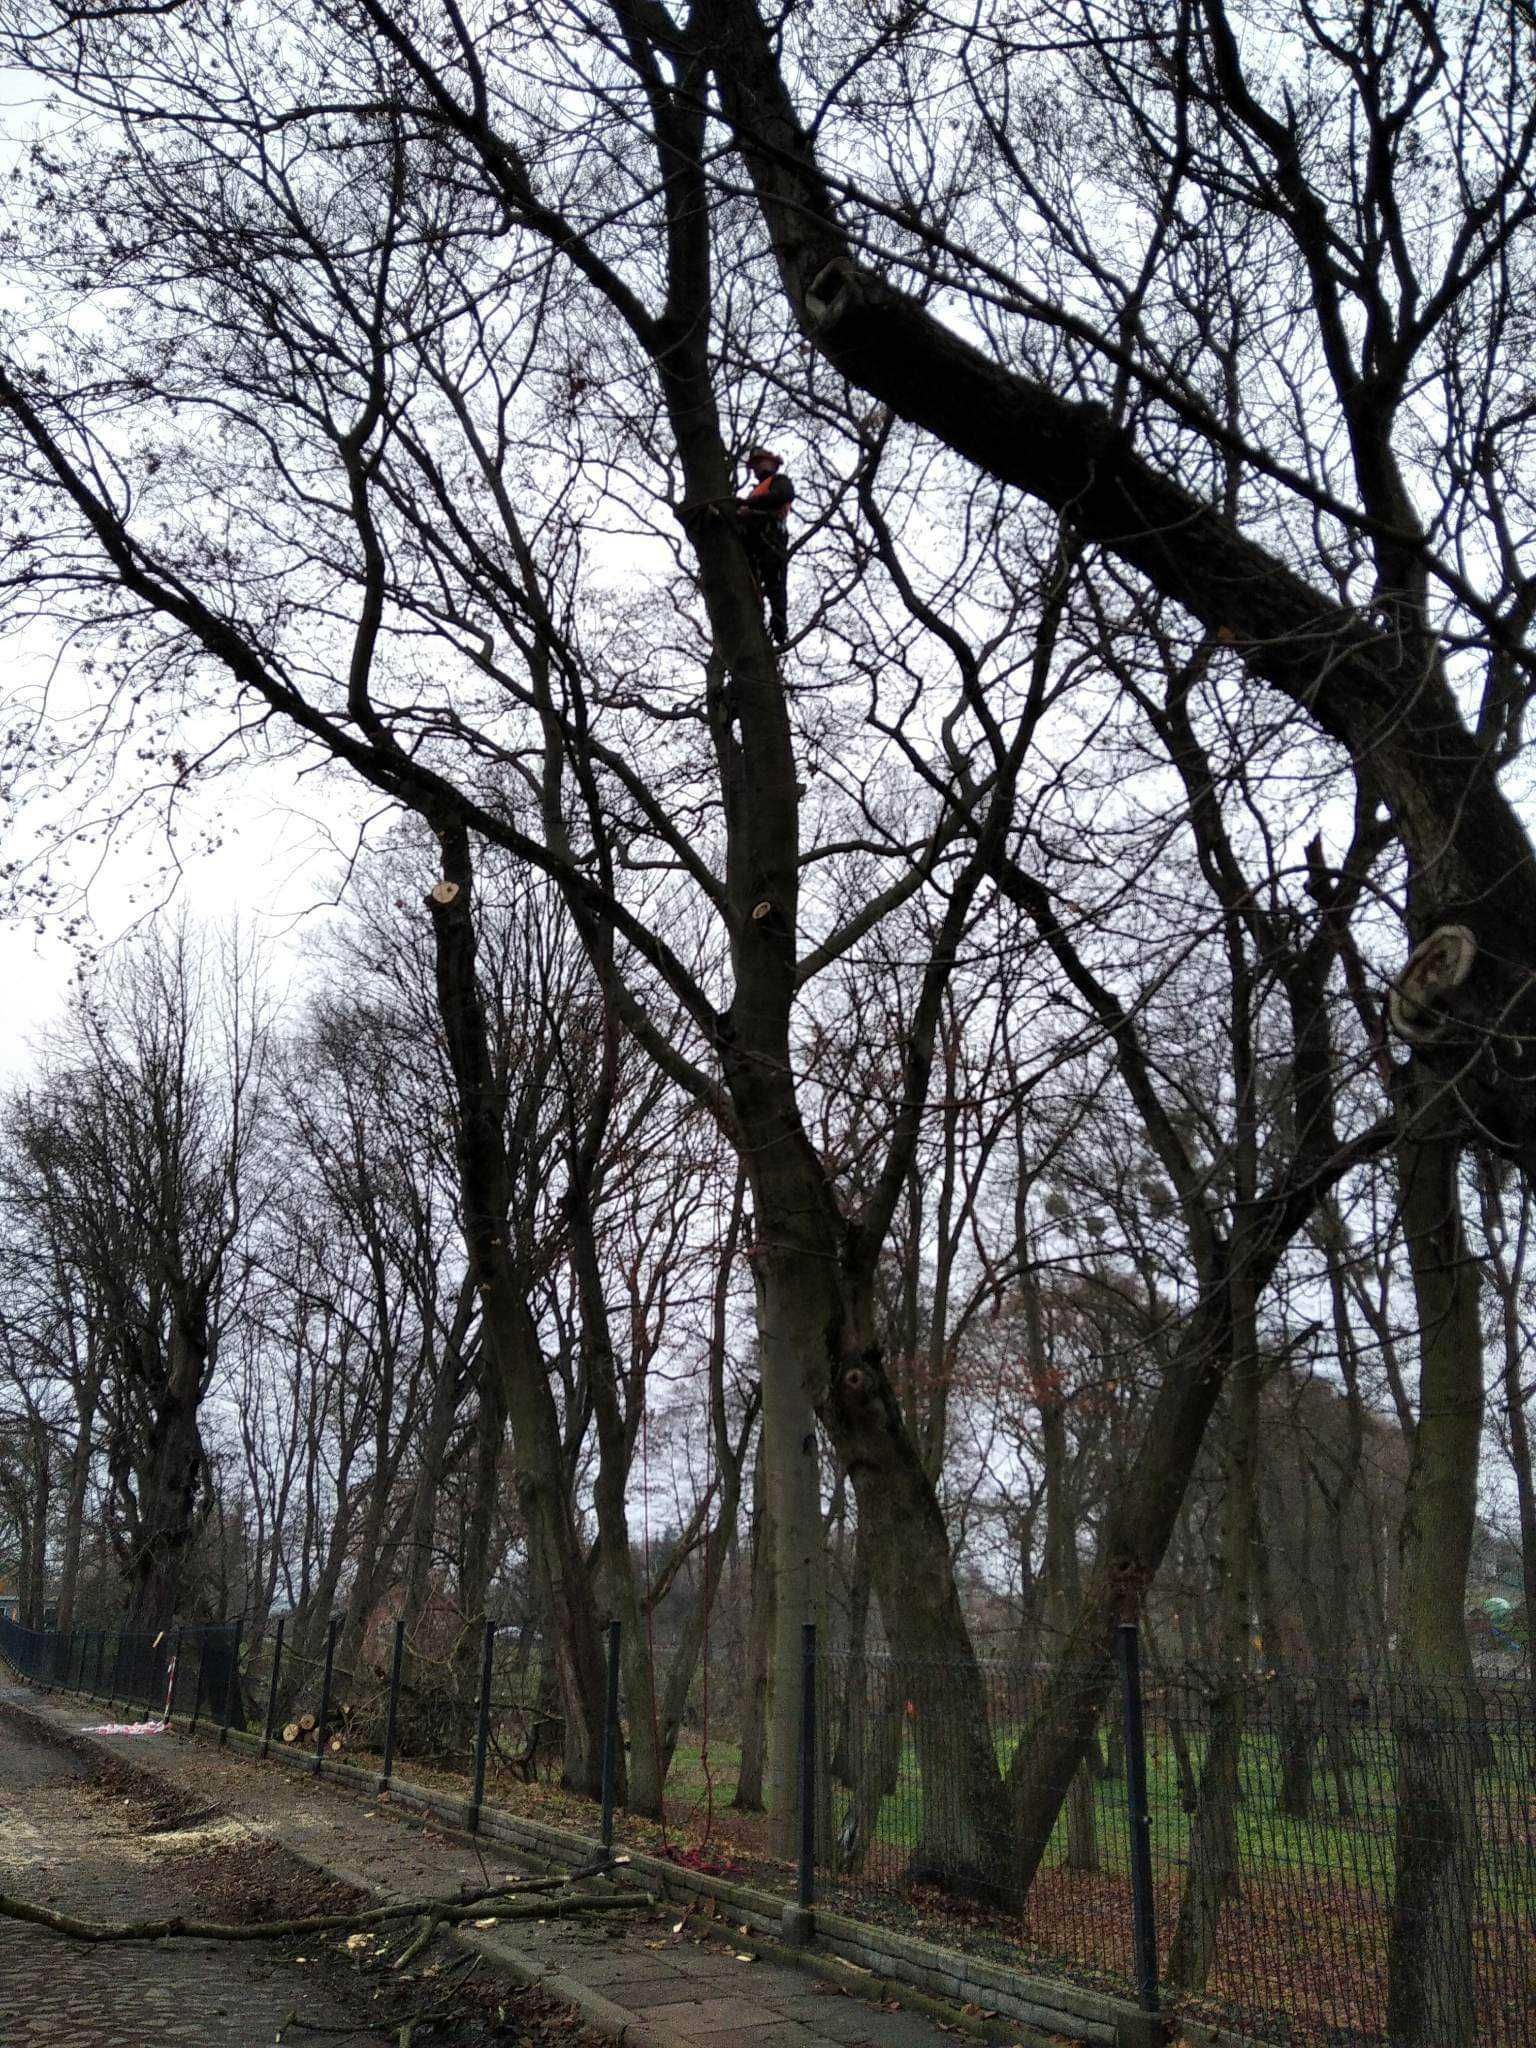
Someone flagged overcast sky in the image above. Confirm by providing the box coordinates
[0,737,381,1078]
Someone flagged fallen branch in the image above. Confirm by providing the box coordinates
[393,1914,440,1971]
[0,1881,652,1946]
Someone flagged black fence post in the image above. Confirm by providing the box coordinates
[220,1615,244,1745]
[380,1617,405,1788]
[262,1618,285,1757]
[470,1619,496,1829]
[600,1619,621,1856]
[315,1614,340,1775]
[92,1629,105,1700]
[189,1628,206,1736]
[168,1627,183,1724]
[796,1622,817,1923]
[109,1628,125,1708]
[1115,1620,1160,2021]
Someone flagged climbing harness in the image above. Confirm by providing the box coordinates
[737,449,794,647]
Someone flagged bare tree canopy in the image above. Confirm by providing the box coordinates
[1,5,1534,2044]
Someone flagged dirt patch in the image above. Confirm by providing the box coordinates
[0,1698,206,1832]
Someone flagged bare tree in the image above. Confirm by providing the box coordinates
[1,927,271,1627]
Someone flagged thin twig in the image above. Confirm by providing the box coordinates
[453,1854,615,1903]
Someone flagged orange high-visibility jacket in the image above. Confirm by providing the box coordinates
[740,472,794,526]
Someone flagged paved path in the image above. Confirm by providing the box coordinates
[1,1683,966,2048]
[0,1710,379,2046]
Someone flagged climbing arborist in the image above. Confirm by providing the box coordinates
[736,447,793,646]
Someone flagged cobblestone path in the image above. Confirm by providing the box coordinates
[0,1713,386,2046]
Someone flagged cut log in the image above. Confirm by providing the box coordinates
[328,1735,345,1755]
[297,1712,317,1734]
[281,1722,300,1744]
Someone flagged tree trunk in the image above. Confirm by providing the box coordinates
[1504,1302,1536,1729]
[754,1247,1015,1897]
[1482,1163,1536,1724]
[1308,1216,1380,1810]
[1005,1286,1235,1890]
[836,1657,904,1874]
[567,1108,643,1814]
[125,1324,208,1633]
[1275,1685,1317,1821]
[1168,1294,1262,1996]
[732,1456,772,1812]
[754,1261,830,1854]
[426,842,609,1799]
[1254,1507,1314,1821]
[656,1415,752,1782]
[453,1368,507,1743]
[1385,1082,1485,2048]
[1038,1344,1097,1875]
[1168,1696,1241,1990]
[55,1385,96,1637]
[338,1477,398,1679]
[832,1533,874,1785]
[1063,1763,1099,1874]
[401,1331,467,1658]
[24,1418,50,1630]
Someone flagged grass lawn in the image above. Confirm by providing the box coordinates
[663,1715,1534,1917]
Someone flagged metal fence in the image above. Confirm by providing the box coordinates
[807,1644,1536,2046]
[0,1611,245,1734]
[3,1608,1531,2048]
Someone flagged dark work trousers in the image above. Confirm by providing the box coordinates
[743,524,789,642]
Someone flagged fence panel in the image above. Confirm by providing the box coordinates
[3,1606,1530,2048]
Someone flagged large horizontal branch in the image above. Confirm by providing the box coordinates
[0,1870,651,1946]
[701,0,1536,1150]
